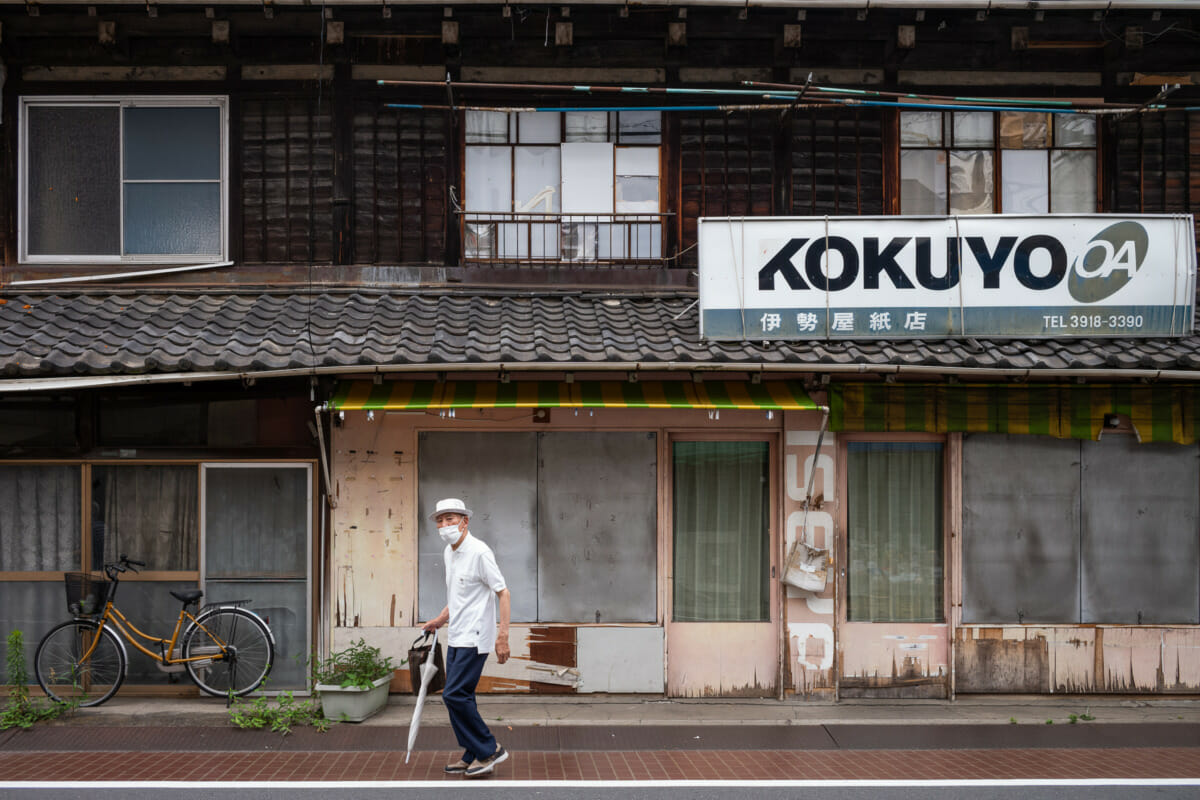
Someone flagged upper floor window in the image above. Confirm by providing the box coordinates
[900,110,1096,216]
[462,110,662,263]
[20,96,227,263]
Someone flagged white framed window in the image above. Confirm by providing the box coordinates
[19,96,229,263]
[900,110,1096,216]
[463,110,662,261]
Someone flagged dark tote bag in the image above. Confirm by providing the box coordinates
[408,631,446,694]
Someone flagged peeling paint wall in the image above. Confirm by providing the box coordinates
[783,412,837,700]
[331,415,415,630]
[838,623,950,698]
[956,626,1200,693]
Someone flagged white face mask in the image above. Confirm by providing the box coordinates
[438,524,462,546]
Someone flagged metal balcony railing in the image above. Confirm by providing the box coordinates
[460,212,671,268]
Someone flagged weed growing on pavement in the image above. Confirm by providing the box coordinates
[1009,717,1017,724]
[1045,719,1054,724]
[1080,712,1095,721]
[1,630,77,730]
[229,690,330,735]
[1068,714,1078,724]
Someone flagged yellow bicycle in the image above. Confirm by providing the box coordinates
[34,554,275,707]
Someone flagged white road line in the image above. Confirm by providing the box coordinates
[3,779,1200,789]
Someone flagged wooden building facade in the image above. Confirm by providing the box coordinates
[0,1,1198,699]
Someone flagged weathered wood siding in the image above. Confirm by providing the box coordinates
[239,96,335,265]
[352,105,448,265]
[790,109,885,217]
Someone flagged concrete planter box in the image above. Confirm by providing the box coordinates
[315,675,391,722]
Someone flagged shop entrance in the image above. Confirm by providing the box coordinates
[667,437,777,697]
[836,436,950,698]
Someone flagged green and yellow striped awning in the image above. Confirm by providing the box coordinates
[831,383,1200,445]
[328,379,818,411]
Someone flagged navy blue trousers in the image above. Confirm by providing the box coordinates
[443,646,497,763]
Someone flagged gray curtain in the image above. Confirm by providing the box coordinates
[847,442,943,622]
[672,441,769,622]
[97,466,198,571]
[0,466,80,571]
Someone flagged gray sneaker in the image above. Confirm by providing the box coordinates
[464,745,508,778]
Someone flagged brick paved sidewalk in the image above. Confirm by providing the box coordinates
[2,747,1199,782]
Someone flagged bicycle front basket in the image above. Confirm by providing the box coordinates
[64,572,110,617]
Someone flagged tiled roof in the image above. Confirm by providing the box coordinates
[2,292,1200,378]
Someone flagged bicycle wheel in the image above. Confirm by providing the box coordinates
[35,620,126,707]
[183,607,274,697]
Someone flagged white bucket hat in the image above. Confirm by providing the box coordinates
[430,497,472,520]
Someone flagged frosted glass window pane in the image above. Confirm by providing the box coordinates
[949,150,994,215]
[466,110,509,143]
[465,146,512,212]
[124,107,220,181]
[528,222,559,259]
[204,466,308,578]
[514,146,561,213]
[566,111,609,142]
[616,176,659,213]
[0,465,80,572]
[517,111,560,144]
[1000,112,1050,149]
[561,222,597,261]
[1055,114,1096,147]
[900,150,946,214]
[1051,151,1096,213]
[618,111,662,143]
[124,183,221,255]
[561,142,614,213]
[900,111,942,147]
[1002,150,1048,214]
[27,105,121,256]
[616,148,659,177]
[631,222,661,259]
[953,112,993,147]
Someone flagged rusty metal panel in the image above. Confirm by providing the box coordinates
[537,431,657,623]
[962,434,1081,624]
[954,627,1048,693]
[417,432,538,623]
[577,627,664,693]
[1080,437,1200,624]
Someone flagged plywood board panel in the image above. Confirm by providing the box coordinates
[578,627,665,693]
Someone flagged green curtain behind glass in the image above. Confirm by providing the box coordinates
[847,442,944,622]
[672,441,769,622]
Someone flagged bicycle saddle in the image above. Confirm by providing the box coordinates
[171,589,204,604]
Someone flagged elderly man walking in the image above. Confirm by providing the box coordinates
[421,498,512,779]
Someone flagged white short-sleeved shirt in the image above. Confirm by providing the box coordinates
[444,532,507,653]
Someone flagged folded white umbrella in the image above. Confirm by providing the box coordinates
[406,629,441,764]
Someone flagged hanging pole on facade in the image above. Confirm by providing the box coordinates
[800,407,829,547]
[313,406,339,509]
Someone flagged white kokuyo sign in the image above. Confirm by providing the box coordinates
[698,215,1196,339]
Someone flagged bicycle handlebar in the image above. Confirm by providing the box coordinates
[105,554,146,580]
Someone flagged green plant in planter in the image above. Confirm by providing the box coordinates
[313,639,397,690]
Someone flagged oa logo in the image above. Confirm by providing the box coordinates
[1067,221,1148,303]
